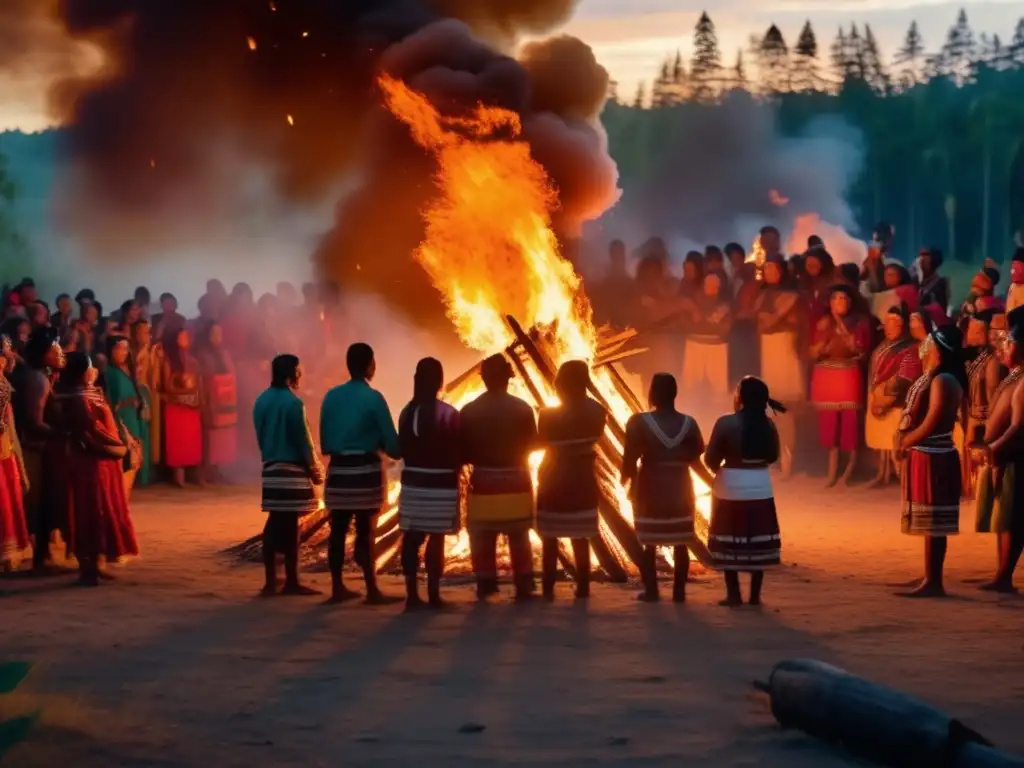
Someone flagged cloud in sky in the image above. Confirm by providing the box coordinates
[566,0,1023,95]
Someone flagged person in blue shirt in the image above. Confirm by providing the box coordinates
[253,354,322,597]
[320,343,401,605]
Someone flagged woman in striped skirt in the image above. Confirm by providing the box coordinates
[536,360,607,600]
[621,373,705,603]
[894,325,965,598]
[397,358,463,610]
[253,354,323,597]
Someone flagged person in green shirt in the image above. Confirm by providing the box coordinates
[320,343,401,605]
[253,354,323,597]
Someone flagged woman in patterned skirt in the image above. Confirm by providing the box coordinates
[537,360,607,601]
[621,373,704,603]
[0,335,30,570]
[894,324,966,598]
[705,376,784,607]
[397,357,463,611]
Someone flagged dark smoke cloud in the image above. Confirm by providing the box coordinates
[1,0,618,328]
[596,90,863,263]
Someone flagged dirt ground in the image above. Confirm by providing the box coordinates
[2,477,1022,767]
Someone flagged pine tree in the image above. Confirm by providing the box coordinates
[690,11,724,102]
[1010,17,1024,66]
[848,23,868,81]
[893,20,926,88]
[664,50,690,104]
[650,58,672,108]
[830,27,856,84]
[760,24,791,93]
[939,8,977,82]
[792,20,822,92]
[731,49,748,92]
[633,81,646,108]
[862,24,890,93]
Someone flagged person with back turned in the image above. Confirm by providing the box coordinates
[536,360,607,601]
[320,343,401,605]
[460,354,538,601]
[253,354,322,597]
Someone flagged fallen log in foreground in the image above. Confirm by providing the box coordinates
[754,659,1024,767]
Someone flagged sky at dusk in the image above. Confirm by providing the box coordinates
[0,1,1021,132]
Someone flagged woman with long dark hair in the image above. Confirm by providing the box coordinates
[104,335,148,493]
[705,376,784,606]
[537,360,607,601]
[63,352,139,585]
[160,327,203,486]
[621,372,705,602]
[894,324,966,598]
[195,320,238,478]
[397,357,462,610]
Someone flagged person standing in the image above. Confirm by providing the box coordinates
[860,222,892,294]
[0,335,30,570]
[961,309,1007,497]
[1006,247,1024,314]
[865,305,921,488]
[536,360,607,601]
[63,353,139,587]
[160,328,203,487]
[195,321,239,480]
[460,354,537,601]
[320,343,401,605]
[972,308,1024,593]
[621,373,704,603]
[680,270,733,397]
[809,285,872,486]
[253,354,322,597]
[894,325,966,598]
[704,376,784,606]
[397,357,463,610]
[726,243,761,387]
[104,337,149,493]
[917,248,950,316]
[131,320,160,474]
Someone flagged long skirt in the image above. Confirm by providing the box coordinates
[708,467,781,570]
[69,452,139,563]
[811,364,863,451]
[326,453,384,512]
[975,462,1023,536]
[163,403,203,468]
[399,466,460,534]
[206,426,238,467]
[0,454,30,566]
[865,407,901,451]
[632,463,695,546]
[536,452,599,539]
[260,461,320,515]
[901,448,961,536]
[681,339,729,394]
[759,331,805,402]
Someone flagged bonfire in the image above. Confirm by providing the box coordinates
[234,75,715,579]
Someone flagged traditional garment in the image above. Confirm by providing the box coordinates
[162,356,203,469]
[975,367,1024,535]
[135,344,162,466]
[681,297,732,395]
[200,350,238,467]
[810,314,871,451]
[865,339,921,450]
[624,412,704,546]
[253,386,320,516]
[66,387,139,564]
[260,461,319,515]
[756,288,805,401]
[962,347,1005,493]
[326,453,385,512]
[105,366,151,487]
[535,399,606,539]
[460,389,537,580]
[0,379,29,567]
[898,374,961,536]
[398,400,462,534]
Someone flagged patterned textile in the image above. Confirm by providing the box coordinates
[260,461,319,515]
[325,453,384,512]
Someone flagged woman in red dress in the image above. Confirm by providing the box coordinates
[0,334,30,570]
[63,352,139,586]
[195,320,238,479]
[160,328,204,487]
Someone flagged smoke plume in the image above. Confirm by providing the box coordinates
[594,90,864,268]
[2,0,618,327]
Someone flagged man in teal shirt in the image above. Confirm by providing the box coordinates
[253,354,322,597]
[320,343,401,604]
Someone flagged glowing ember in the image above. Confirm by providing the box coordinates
[286,114,294,126]
[247,36,257,51]
[372,75,711,573]
[768,188,789,207]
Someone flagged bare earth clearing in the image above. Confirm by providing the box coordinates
[2,478,1022,767]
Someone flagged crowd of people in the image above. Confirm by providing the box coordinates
[1,221,1022,605]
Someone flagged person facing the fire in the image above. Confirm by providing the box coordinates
[809,284,872,487]
[621,372,704,603]
[894,324,965,598]
[459,353,537,601]
[397,357,463,611]
[253,354,322,597]
[704,376,783,606]
[320,342,401,605]
[961,307,1007,498]
[680,269,733,397]
[971,307,1024,593]
[536,360,607,601]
